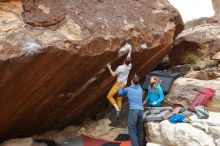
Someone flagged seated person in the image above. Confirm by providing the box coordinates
[143,76,164,107]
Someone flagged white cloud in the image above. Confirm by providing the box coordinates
[168,0,215,22]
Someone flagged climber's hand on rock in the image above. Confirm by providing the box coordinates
[106,63,111,68]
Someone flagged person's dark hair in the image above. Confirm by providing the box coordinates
[132,75,140,85]
[124,57,131,65]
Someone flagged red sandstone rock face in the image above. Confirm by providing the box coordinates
[0,0,183,141]
[22,0,66,27]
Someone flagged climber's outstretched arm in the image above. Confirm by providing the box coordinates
[127,49,132,59]
[106,63,117,77]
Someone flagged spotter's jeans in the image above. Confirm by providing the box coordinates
[128,109,144,146]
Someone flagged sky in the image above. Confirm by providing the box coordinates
[168,0,215,22]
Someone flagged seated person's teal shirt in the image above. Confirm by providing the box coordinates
[145,84,164,107]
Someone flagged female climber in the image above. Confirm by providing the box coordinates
[143,76,164,107]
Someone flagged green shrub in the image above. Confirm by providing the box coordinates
[184,53,200,64]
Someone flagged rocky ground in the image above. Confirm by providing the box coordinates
[33,119,124,142]
[1,118,124,146]
[147,112,220,146]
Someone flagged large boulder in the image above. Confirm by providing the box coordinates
[169,23,220,65]
[146,112,220,146]
[169,0,220,66]
[165,77,220,112]
[168,16,220,65]
[0,138,46,146]
[212,0,220,14]
[212,52,220,61]
[147,143,163,146]
[212,52,220,68]
[32,118,124,142]
[185,70,220,80]
[0,0,184,141]
[184,15,220,30]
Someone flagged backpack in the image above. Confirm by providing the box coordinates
[189,88,215,112]
[195,106,209,119]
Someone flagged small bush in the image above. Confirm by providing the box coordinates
[184,53,200,65]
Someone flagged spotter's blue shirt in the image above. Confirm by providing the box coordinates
[118,84,144,110]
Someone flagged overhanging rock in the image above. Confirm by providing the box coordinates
[0,0,184,140]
